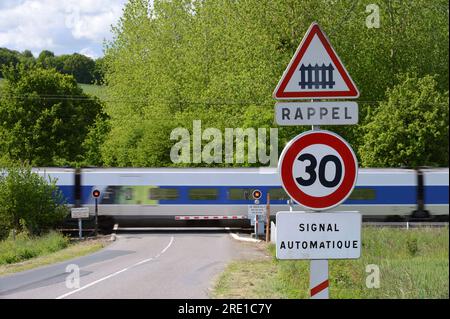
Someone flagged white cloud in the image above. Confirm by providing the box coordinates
[79,47,98,59]
[0,0,127,57]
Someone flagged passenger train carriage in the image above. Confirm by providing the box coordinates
[34,167,449,229]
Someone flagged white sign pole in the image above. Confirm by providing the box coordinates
[310,119,328,299]
[310,260,329,299]
[78,218,82,239]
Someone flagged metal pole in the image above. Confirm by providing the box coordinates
[265,193,270,242]
[311,99,320,131]
[78,218,82,239]
[95,197,98,236]
[310,115,328,298]
[310,260,329,299]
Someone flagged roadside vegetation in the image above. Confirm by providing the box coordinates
[0,231,69,265]
[0,233,108,276]
[0,162,68,239]
[0,161,108,276]
[213,227,449,299]
[0,1,448,168]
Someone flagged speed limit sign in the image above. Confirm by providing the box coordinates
[279,130,358,211]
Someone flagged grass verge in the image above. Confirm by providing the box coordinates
[213,227,449,299]
[78,83,107,100]
[0,232,108,276]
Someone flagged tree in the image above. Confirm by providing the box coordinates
[36,50,60,70]
[360,74,449,167]
[0,162,68,238]
[19,50,36,69]
[0,48,20,77]
[81,113,111,166]
[0,65,104,166]
[102,0,449,167]
[93,57,107,84]
[61,53,96,84]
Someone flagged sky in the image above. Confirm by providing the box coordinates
[0,0,129,59]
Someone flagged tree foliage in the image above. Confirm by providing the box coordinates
[0,48,104,84]
[60,53,96,84]
[0,162,68,239]
[360,74,449,167]
[101,0,449,167]
[0,66,104,166]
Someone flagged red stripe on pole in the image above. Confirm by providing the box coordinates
[310,279,329,297]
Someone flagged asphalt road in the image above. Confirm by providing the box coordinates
[0,229,265,299]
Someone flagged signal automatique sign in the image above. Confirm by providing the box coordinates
[276,212,362,260]
[278,130,358,211]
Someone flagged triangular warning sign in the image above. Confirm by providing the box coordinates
[273,22,359,99]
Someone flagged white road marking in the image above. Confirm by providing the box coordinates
[229,232,261,243]
[56,236,174,299]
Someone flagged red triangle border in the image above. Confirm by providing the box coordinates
[273,23,359,99]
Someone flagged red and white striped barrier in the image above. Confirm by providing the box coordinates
[310,260,329,299]
[175,215,246,221]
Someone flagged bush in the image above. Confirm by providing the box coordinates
[0,231,69,265]
[0,162,69,238]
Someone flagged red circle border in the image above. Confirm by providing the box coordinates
[279,131,358,210]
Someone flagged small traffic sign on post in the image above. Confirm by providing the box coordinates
[71,207,89,239]
[70,207,89,219]
[92,189,100,236]
[278,130,358,211]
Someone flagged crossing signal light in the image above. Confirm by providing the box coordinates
[92,189,100,198]
[252,189,262,200]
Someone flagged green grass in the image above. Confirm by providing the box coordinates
[78,83,108,100]
[0,232,108,276]
[0,231,70,265]
[213,227,449,299]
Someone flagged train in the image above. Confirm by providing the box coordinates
[33,167,449,230]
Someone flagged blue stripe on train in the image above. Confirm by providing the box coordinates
[54,185,450,206]
[424,186,449,204]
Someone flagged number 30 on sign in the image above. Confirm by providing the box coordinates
[278,130,358,211]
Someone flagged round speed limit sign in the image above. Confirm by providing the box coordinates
[279,130,358,211]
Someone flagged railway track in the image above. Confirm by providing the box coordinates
[362,222,449,228]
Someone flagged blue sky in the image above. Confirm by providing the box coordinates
[0,0,128,59]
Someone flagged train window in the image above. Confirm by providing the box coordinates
[268,188,290,200]
[148,188,179,200]
[228,188,254,200]
[124,188,133,200]
[189,188,218,200]
[348,188,376,200]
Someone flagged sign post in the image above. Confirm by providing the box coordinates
[265,192,271,242]
[273,22,361,299]
[92,189,101,236]
[310,260,329,299]
[71,207,89,239]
